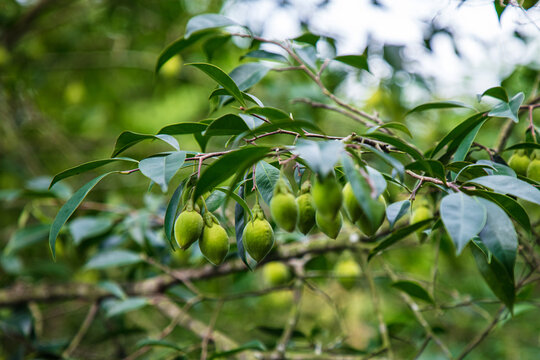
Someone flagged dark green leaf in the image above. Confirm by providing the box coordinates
[488,92,524,123]
[214,187,252,218]
[49,157,137,189]
[362,144,405,180]
[139,152,186,192]
[242,50,288,63]
[229,62,270,91]
[157,122,208,135]
[364,133,423,160]
[49,172,117,260]
[185,14,237,38]
[255,161,281,206]
[245,106,291,121]
[475,160,516,177]
[112,131,179,157]
[235,176,251,269]
[334,55,370,72]
[406,160,446,182]
[471,190,530,233]
[155,31,211,74]
[85,249,142,270]
[368,220,432,260]
[203,34,231,61]
[186,63,246,107]
[440,193,487,255]
[406,101,474,115]
[194,147,270,200]
[293,140,344,178]
[478,86,509,102]
[392,280,434,304]
[342,155,377,224]
[504,142,540,152]
[204,114,250,136]
[164,180,187,250]
[453,120,484,162]
[430,113,486,159]
[366,122,412,137]
[467,175,540,205]
[386,200,410,229]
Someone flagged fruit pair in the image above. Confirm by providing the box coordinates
[342,183,386,236]
[313,175,343,239]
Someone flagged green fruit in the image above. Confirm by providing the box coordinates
[335,258,361,289]
[244,204,275,262]
[411,205,433,239]
[508,152,530,176]
[316,211,343,239]
[270,179,298,232]
[527,158,540,182]
[312,175,343,217]
[262,262,291,286]
[296,182,316,234]
[342,182,362,222]
[174,202,203,250]
[356,197,386,236]
[199,213,229,265]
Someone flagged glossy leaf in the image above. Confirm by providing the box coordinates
[364,133,423,160]
[368,220,432,260]
[185,14,237,38]
[204,114,250,136]
[430,113,486,159]
[85,249,142,270]
[440,193,487,255]
[406,101,474,115]
[242,50,288,63]
[139,152,185,192]
[471,190,530,233]
[255,161,281,206]
[49,172,117,260]
[366,166,387,198]
[342,155,377,224]
[468,175,540,205]
[157,122,208,135]
[406,160,446,182]
[386,200,410,229]
[235,176,251,269]
[293,139,344,178]
[112,131,179,157]
[488,92,524,123]
[504,142,540,152]
[366,122,412,137]
[478,86,508,102]
[49,157,137,188]
[362,144,405,179]
[186,63,246,107]
[155,31,211,74]
[453,120,484,162]
[245,106,291,121]
[164,180,187,249]
[334,55,370,72]
[392,280,434,304]
[229,62,270,91]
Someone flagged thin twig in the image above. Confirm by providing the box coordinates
[201,300,224,360]
[62,301,99,358]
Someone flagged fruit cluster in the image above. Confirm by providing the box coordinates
[508,150,540,181]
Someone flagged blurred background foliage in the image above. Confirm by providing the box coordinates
[1,0,540,359]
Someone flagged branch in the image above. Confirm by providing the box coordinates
[62,301,99,358]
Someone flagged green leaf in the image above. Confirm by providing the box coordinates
[139,152,185,192]
[4,224,50,255]
[69,216,114,245]
[476,198,517,277]
[467,175,540,205]
[386,200,410,229]
[255,161,281,206]
[440,193,487,254]
[85,249,142,270]
[406,101,474,115]
[391,280,434,304]
[186,62,246,107]
[214,187,252,219]
[209,340,266,359]
[245,106,291,121]
[488,92,524,123]
[203,34,231,61]
[471,190,530,233]
[366,122,412,137]
[368,220,432,260]
[164,180,187,249]
[366,166,387,198]
[342,155,377,225]
[334,55,370,72]
[194,147,271,201]
[204,190,227,212]
[49,172,117,260]
[406,160,446,182]
[155,31,211,74]
[503,142,540,152]
[363,133,423,160]
[478,86,509,102]
[185,14,237,38]
[362,144,405,180]
[475,160,516,177]
[293,140,344,178]
[135,339,184,352]
[235,176,251,269]
[430,113,486,159]
[98,281,127,299]
[204,114,250,136]
[157,122,208,135]
[471,242,514,310]
[453,120,484,162]
[49,157,137,189]
[229,62,270,91]
[241,50,288,63]
[112,131,179,157]
[105,297,148,317]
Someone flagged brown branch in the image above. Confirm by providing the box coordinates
[62,301,99,358]
[292,98,374,128]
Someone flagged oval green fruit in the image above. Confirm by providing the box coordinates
[271,193,298,232]
[411,205,433,239]
[316,211,343,239]
[527,158,540,182]
[244,205,275,262]
[312,175,343,217]
[334,258,361,289]
[356,197,386,236]
[342,182,362,222]
[174,210,203,250]
[262,262,291,286]
[508,153,530,176]
[296,193,316,234]
[199,215,229,266]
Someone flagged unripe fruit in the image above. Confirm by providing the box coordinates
[316,211,343,239]
[270,179,298,232]
[356,197,386,237]
[296,182,316,234]
[343,182,362,222]
[334,258,361,289]
[411,205,433,239]
[262,262,291,286]
[527,158,540,182]
[199,213,229,265]
[244,204,275,262]
[508,152,530,176]
[174,201,203,250]
[312,175,342,217]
